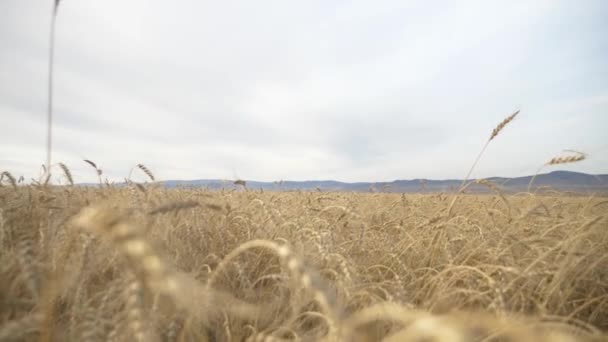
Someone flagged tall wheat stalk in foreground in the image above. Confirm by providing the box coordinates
[460,110,520,189]
[448,110,519,216]
[46,0,61,177]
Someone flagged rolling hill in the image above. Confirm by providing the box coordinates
[162,171,608,193]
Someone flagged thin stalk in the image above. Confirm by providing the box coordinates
[527,165,544,193]
[46,1,60,178]
[460,139,490,189]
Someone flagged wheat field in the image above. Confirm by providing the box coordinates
[0,175,606,341]
[2,2,605,340]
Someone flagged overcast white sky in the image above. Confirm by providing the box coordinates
[1,1,607,183]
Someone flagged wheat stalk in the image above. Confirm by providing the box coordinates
[83,159,100,173]
[45,0,61,177]
[125,272,148,342]
[72,206,176,294]
[208,239,338,339]
[490,110,519,141]
[528,151,588,192]
[83,159,103,186]
[72,205,259,326]
[448,110,520,217]
[0,171,17,189]
[474,179,514,218]
[16,232,40,300]
[461,110,520,188]
[546,153,587,165]
[58,162,74,186]
[137,164,155,182]
[126,163,155,183]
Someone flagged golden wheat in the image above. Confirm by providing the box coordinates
[546,153,587,165]
[461,110,520,188]
[0,171,606,341]
[528,151,588,191]
[489,110,520,141]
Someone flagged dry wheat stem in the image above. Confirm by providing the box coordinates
[0,171,17,189]
[58,162,73,186]
[451,110,520,219]
[461,110,520,189]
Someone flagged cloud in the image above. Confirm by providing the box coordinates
[1,0,607,183]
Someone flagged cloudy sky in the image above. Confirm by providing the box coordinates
[1,1,607,183]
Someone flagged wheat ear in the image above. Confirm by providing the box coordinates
[489,110,519,141]
[461,110,520,188]
[0,171,17,189]
[58,162,74,186]
[83,159,103,186]
[546,153,587,165]
[137,164,155,182]
[528,151,587,192]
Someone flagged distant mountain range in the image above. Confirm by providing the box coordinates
[161,171,608,194]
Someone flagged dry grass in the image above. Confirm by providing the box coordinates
[0,179,606,341]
